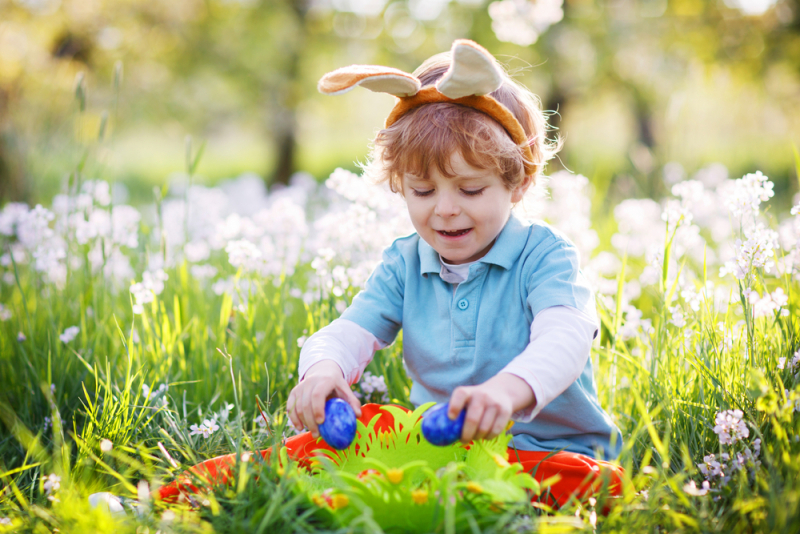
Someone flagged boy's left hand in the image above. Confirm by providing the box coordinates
[448,373,536,442]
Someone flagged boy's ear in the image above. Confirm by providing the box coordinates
[511,175,533,204]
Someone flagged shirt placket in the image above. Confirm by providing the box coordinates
[450,264,487,362]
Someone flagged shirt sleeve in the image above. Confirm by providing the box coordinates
[500,305,598,422]
[525,235,593,317]
[339,242,406,344]
[298,318,389,385]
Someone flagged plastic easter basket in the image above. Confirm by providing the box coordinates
[278,403,543,531]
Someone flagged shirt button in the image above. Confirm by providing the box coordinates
[457,299,469,310]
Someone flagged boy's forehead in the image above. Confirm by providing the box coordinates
[403,152,495,182]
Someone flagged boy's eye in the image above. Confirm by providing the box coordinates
[412,189,434,197]
[462,188,486,196]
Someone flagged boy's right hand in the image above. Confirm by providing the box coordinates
[287,360,362,439]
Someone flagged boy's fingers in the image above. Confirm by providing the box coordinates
[301,385,323,437]
[310,386,330,425]
[475,405,497,440]
[286,400,299,430]
[287,389,304,431]
[461,399,485,443]
[337,384,363,418]
[489,415,508,439]
[448,387,469,419]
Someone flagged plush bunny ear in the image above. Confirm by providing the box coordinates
[436,39,504,99]
[318,65,421,97]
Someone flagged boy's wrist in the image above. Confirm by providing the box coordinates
[491,372,536,413]
[303,359,346,381]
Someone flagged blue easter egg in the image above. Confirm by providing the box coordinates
[318,398,357,450]
[421,403,466,446]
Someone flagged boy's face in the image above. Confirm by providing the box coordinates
[402,152,528,265]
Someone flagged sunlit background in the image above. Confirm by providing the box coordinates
[0,0,798,206]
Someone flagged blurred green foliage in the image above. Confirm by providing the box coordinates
[0,0,799,204]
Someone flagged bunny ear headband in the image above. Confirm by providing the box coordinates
[318,39,537,176]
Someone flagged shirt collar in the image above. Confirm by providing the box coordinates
[418,214,529,276]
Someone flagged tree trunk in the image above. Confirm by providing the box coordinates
[271,106,297,186]
[268,0,308,187]
[0,87,26,204]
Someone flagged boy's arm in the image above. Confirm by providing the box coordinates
[448,305,596,441]
[290,240,406,436]
[289,318,387,437]
[298,318,389,384]
[499,305,597,422]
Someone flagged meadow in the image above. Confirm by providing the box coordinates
[0,141,799,533]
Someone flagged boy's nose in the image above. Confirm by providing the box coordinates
[434,193,460,217]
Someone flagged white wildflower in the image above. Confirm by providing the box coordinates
[130,282,153,315]
[662,199,693,228]
[254,413,269,429]
[669,305,686,328]
[719,223,779,280]
[722,171,774,218]
[697,454,723,477]
[752,288,788,318]
[142,383,167,399]
[786,390,800,413]
[618,305,654,340]
[108,205,140,248]
[129,270,167,314]
[536,172,598,264]
[0,202,28,236]
[226,239,263,272]
[100,439,113,452]
[43,473,60,495]
[189,419,220,439]
[90,180,111,206]
[219,402,235,422]
[680,285,705,312]
[363,372,387,394]
[713,409,749,445]
[143,269,168,295]
[792,351,800,370]
[190,264,217,279]
[683,480,710,496]
[59,326,80,343]
[185,240,211,263]
[671,179,705,204]
[17,204,54,248]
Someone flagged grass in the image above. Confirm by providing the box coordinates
[1,110,800,531]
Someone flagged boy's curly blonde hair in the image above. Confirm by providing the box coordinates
[364,52,560,194]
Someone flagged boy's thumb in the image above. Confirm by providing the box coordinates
[339,386,363,418]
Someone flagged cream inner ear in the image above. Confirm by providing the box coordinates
[358,75,421,97]
[437,42,504,99]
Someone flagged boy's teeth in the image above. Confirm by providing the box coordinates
[440,229,469,236]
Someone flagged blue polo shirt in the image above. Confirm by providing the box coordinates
[340,214,622,460]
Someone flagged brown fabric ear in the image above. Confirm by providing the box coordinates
[318,65,421,97]
[436,39,504,99]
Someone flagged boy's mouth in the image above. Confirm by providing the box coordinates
[437,228,472,237]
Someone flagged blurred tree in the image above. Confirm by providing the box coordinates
[0,0,798,199]
[525,0,800,197]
